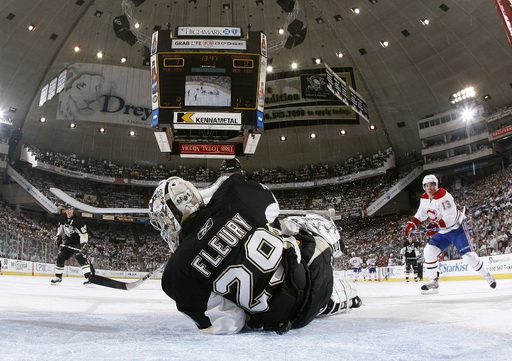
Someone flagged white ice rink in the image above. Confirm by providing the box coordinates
[1,275,511,361]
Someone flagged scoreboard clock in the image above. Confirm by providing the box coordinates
[150,27,267,158]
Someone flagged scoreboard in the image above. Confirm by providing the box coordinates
[157,52,261,111]
[150,27,267,158]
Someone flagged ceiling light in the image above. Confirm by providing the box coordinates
[291,62,298,69]
[334,15,343,22]
[99,127,106,133]
[483,94,491,101]
[39,117,46,123]
[449,86,476,104]
[94,10,103,17]
[315,17,324,24]
[129,130,137,137]
[335,51,344,58]
[461,108,475,122]
[380,40,389,48]
[134,22,140,29]
[266,65,273,72]
[313,57,322,64]
[340,129,347,135]
[69,123,77,129]
[222,3,231,10]
[351,7,360,14]
[278,28,285,35]
[120,57,127,63]
[96,51,104,59]
[368,124,377,130]
[255,0,264,5]
[280,135,287,141]
[73,45,81,52]
[27,24,36,31]
[309,133,317,139]
[420,18,430,25]
[368,0,378,4]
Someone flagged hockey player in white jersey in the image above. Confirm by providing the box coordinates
[385,253,397,279]
[404,174,496,294]
[348,252,363,282]
[366,254,378,281]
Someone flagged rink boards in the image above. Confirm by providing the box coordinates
[0,258,163,280]
[344,253,512,282]
[2,254,511,282]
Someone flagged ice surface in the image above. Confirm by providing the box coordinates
[1,276,511,361]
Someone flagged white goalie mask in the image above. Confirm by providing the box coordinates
[149,177,204,252]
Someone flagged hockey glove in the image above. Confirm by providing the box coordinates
[404,218,420,237]
[426,221,440,237]
[80,242,89,255]
[53,235,63,246]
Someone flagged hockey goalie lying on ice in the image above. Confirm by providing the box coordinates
[149,173,361,335]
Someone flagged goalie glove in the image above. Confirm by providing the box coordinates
[404,217,421,237]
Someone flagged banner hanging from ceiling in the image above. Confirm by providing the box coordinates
[56,63,152,128]
[494,0,512,48]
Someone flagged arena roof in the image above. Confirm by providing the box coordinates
[1,0,511,171]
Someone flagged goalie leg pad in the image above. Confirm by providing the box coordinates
[280,215,343,258]
[318,272,359,315]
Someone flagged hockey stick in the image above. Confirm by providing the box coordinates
[89,261,167,290]
[59,244,165,290]
[410,206,466,234]
[60,244,85,253]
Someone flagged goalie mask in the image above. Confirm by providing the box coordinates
[149,177,204,252]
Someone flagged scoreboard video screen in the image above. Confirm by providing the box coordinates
[150,27,267,158]
[157,52,261,110]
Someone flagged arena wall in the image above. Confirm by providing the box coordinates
[2,255,511,282]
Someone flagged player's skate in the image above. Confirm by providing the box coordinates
[484,273,496,289]
[420,278,439,295]
[83,278,94,287]
[50,276,62,285]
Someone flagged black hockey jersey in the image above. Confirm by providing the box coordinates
[401,240,420,260]
[58,214,88,245]
[161,174,324,333]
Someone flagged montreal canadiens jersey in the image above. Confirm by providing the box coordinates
[162,174,285,333]
[366,258,377,268]
[413,187,462,234]
[349,256,363,269]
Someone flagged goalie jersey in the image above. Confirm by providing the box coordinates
[161,174,333,334]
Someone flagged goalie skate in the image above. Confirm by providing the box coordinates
[420,278,439,295]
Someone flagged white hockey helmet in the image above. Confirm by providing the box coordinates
[149,176,204,252]
[422,174,439,189]
[351,251,356,256]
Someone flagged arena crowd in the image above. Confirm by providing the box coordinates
[1,147,511,274]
